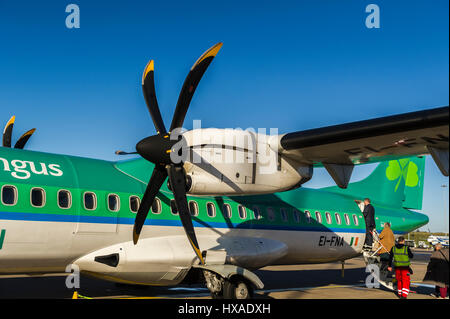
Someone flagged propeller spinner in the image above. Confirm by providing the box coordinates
[132,42,223,265]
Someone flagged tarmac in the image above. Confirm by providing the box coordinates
[0,248,445,299]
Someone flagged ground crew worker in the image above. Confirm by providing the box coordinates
[363,198,376,248]
[388,236,414,299]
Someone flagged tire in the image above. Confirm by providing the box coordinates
[211,292,223,299]
[222,277,253,299]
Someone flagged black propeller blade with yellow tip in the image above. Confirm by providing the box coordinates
[2,116,15,147]
[14,128,36,149]
[167,165,205,264]
[142,60,167,135]
[2,116,36,149]
[132,164,167,245]
[170,42,223,131]
[131,42,223,265]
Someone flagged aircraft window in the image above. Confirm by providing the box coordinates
[352,214,359,226]
[107,194,120,212]
[267,207,275,221]
[280,208,288,222]
[253,206,261,220]
[325,212,332,224]
[304,210,311,223]
[151,197,161,214]
[129,196,140,213]
[238,205,247,219]
[189,201,199,216]
[206,202,216,218]
[315,211,322,224]
[170,200,178,215]
[1,185,17,206]
[293,210,301,223]
[344,213,350,225]
[335,213,342,225]
[223,204,232,218]
[31,188,46,207]
[84,192,97,210]
[58,190,72,209]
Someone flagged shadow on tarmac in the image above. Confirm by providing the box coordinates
[0,264,434,299]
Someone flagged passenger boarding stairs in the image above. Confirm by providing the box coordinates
[362,230,394,291]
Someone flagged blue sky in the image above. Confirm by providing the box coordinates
[0,0,448,231]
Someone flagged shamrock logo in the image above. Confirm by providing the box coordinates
[385,159,419,192]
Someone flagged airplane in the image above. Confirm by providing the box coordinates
[0,43,448,299]
[427,235,449,247]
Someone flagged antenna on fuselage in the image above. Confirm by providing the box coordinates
[115,150,138,155]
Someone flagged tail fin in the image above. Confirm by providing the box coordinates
[323,156,425,209]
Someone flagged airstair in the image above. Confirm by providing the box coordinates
[362,229,395,290]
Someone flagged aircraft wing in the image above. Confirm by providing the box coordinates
[271,106,449,188]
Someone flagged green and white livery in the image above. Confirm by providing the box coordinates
[0,43,448,298]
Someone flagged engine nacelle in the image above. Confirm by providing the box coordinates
[180,128,313,196]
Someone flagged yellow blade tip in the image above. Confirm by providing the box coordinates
[142,60,155,85]
[23,128,36,137]
[4,116,15,135]
[7,116,15,126]
[192,42,223,69]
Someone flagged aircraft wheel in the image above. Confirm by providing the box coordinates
[222,277,253,299]
[211,292,223,299]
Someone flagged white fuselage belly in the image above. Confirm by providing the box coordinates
[0,219,364,281]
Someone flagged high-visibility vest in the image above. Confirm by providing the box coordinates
[393,245,410,267]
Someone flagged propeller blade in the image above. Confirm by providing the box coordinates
[167,164,205,265]
[133,165,168,244]
[132,43,224,262]
[142,60,167,135]
[169,42,223,132]
[14,128,36,149]
[2,116,15,147]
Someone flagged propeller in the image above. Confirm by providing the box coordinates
[2,116,36,149]
[132,42,223,266]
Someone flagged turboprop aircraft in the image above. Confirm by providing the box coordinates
[427,235,449,247]
[0,43,448,299]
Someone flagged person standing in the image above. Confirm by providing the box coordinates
[377,222,395,271]
[423,243,449,299]
[388,236,414,299]
[363,198,376,248]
